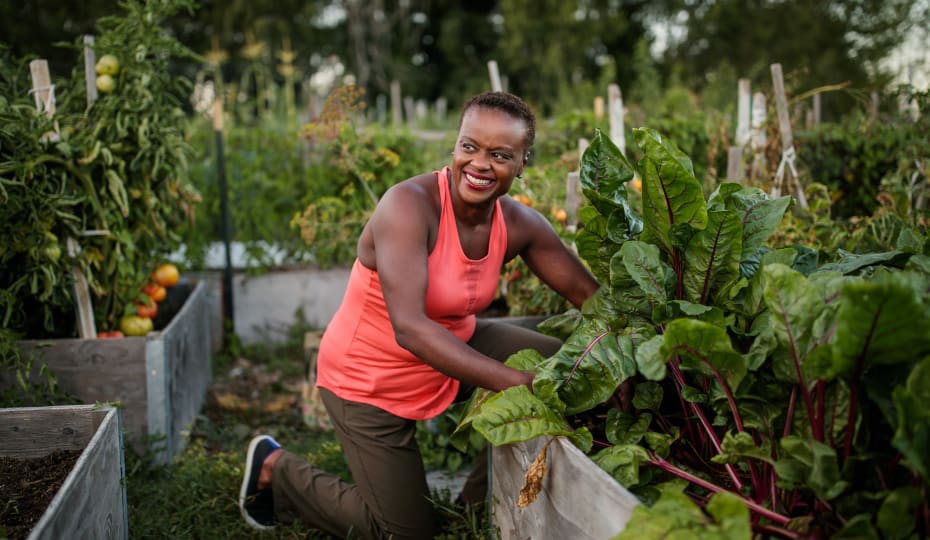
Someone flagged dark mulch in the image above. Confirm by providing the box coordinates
[0,450,81,539]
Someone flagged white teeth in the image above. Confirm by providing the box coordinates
[465,173,492,186]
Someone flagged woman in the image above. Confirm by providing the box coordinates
[239,91,599,539]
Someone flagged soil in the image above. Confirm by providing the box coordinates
[0,449,81,539]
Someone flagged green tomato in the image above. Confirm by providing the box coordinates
[120,315,154,337]
[96,74,116,94]
[95,54,120,76]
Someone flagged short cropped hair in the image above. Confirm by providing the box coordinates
[459,91,536,154]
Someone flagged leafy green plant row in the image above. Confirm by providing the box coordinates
[457,128,930,538]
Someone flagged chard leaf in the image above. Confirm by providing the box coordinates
[905,253,930,275]
[877,486,922,540]
[762,264,824,379]
[891,356,930,481]
[680,385,707,403]
[832,515,880,539]
[828,271,930,379]
[609,254,654,317]
[652,300,725,327]
[579,130,643,240]
[731,248,797,319]
[612,488,751,540]
[635,334,667,381]
[660,318,747,391]
[775,435,848,500]
[575,208,617,282]
[591,444,650,487]
[817,249,911,275]
[791,245,820,275]
[632,381,663,411]
[535,319,637,415]
[727,188,792,267]
[706,182,743,210]
[744,312,777,371]
[704,491,752,540]
[536,308,582,340]
[633,127,708,257]
[619,240,672,303]
[605,409,652,445]
[712,430,773,465]
[470,385,576,446]
[454,348,555,448]
[643,429,678,457]
[683,209,743,305]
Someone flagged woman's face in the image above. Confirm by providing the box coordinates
[450,106,529,207]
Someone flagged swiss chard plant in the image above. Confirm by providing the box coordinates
[457,127,930,539]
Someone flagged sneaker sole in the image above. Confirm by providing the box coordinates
[239,436,276,531]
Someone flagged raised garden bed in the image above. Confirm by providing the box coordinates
[0,404,127,540]
[15,280,211,464]
[491,436,639,540]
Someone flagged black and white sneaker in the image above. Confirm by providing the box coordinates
[239,435,281,530]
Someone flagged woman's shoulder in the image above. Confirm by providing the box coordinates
[378,171,441,214]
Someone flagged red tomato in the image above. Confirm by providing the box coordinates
[137,302,158,319]
[142,283,167,303]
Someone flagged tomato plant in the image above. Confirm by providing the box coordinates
[0,0,200,340]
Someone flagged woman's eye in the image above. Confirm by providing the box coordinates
[492,152,511,161]
[461,143,475,151]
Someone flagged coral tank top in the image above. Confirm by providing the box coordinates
[316,167,508,420]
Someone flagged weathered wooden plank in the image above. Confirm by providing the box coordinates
[0,405,127,540]
[17,337,148,444]
[0,405,97,458]
[492,436,640,540]
[28,407,128,540]
[159,279,212,461]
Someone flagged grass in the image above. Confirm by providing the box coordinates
[125,332,493,539]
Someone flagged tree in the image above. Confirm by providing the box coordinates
[660,0,929,117]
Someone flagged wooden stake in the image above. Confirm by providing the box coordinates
[83,35,98,105]
[726,146,743,183]
[488,60,503,92]
[736,79,750,146]
[31,59,96,338]
[593,96,604,120]
[813,93,821,127]
[565,171,581,234]
[770,63,807,208]
[607,84,625,156]
[390,80,402,127]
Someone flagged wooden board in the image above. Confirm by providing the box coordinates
[0,405,128,540]
[492,436,640,540]
[13,280,212,463]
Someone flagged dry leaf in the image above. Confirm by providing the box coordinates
[517,440,552,507]
[213,391,251,412]
[263,394,296,413]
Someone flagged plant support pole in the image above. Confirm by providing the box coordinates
[212,100,235,335]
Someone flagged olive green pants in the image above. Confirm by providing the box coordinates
[270,318,562,540]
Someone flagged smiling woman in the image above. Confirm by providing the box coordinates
[237,91,599,539]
